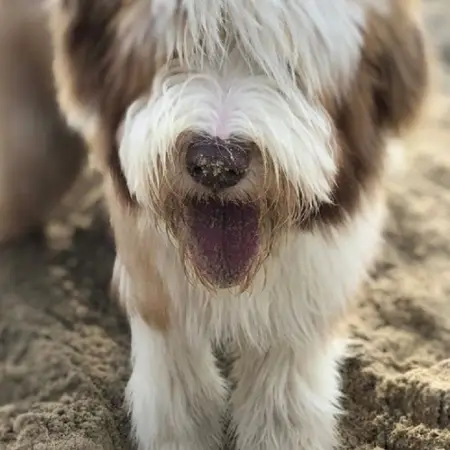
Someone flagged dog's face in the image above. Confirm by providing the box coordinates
[49,0,429,290]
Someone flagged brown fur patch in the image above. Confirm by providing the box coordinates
[49,0,173,326]
[49,0,160,205]
[310,1,430,229]
[109,194,170,330]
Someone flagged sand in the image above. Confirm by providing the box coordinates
[1,1,450,449]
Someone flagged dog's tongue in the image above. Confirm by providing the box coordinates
[185,199,260,288]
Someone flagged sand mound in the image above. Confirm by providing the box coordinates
[1,2,450,449]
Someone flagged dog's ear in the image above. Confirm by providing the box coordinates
[48,0,157,142]
[49,0,118,132]
[366,2,430,133]
[318,2,430,225]
[48,0,159,203]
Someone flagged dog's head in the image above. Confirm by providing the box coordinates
[48,0,429,290]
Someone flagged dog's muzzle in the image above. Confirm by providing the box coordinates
[182,137,260,289]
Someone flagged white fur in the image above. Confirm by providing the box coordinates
[118,0,383,94]
[125,314,228,450]
[121,194,385,450]
[230,337,347,450]
[49,0,390,151]
[43,0,418,448]
[112,1,390,449]
[117,0,382,212]
[119,53,336,210]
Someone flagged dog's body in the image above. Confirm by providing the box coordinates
[1,1,430,449]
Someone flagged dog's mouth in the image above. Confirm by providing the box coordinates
[184,198,260,288]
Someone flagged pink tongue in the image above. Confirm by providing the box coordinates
[185,199,260,288]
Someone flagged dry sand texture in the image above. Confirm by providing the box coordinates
[1,1,450,449]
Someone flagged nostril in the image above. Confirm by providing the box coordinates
[191,165,204,177]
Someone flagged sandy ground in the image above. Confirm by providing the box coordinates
[1,2,450,449]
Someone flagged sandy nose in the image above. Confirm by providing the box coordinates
[186,139,251,190]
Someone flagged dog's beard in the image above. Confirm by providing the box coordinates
[153,171,307,291]
[164,196,269,291]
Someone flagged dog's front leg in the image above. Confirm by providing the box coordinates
[126,314,228,450]
[230,339,345,450]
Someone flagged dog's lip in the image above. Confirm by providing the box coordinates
[184,198,260,288]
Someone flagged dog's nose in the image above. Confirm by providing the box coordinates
[186,140,250,190]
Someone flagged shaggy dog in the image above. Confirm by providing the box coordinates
[2,1,430,449]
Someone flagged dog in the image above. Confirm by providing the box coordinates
[0,1,430,449]
[0,0,85,242]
